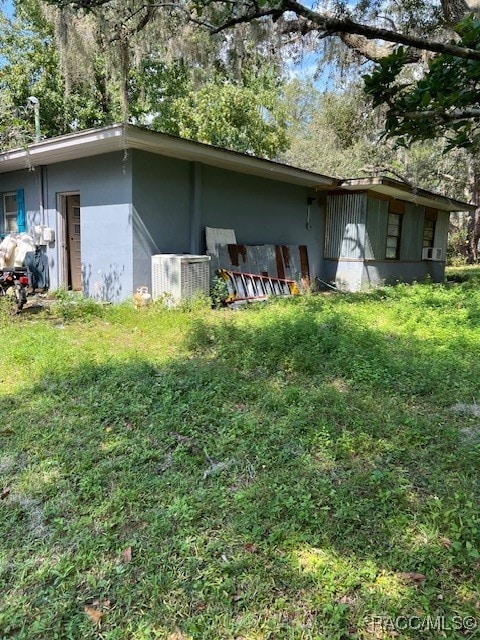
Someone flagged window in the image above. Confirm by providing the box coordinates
[423,220,436,248]
[386,212,402,259]
[4,193,17,233]
[423,208,437,248]
[72,206,81,235]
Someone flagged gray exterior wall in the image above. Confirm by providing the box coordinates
[131,151,325,292]
[323,259,364,291]
[1,149,325,300]
[201,164,324,279]
[0,146,454,300]
[363,260,445,286]
[0,152,133,301]
[325,258,444,291]
[131,150,191,291]
[44,152,133,301]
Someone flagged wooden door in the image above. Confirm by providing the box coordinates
[66,195,82,290]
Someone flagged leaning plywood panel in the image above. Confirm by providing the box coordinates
[206,227,237,276]
[257,245,278,276]
[206,227,237,255]
[281,246,310,282]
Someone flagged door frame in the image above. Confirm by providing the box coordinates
[56,191,80,290]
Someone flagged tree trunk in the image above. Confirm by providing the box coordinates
[465,155,480,262]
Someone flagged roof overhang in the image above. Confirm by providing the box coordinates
[339,177,475,212]
[0,123,336,189]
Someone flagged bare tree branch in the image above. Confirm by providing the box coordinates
[209,0,480,61]
[210,4,285,33]
[40,0,480,63]
[282,0,480,61]
[339,34,397,62]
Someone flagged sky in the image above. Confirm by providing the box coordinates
[3,0,13,18]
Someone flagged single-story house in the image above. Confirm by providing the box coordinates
[0,123,473,300]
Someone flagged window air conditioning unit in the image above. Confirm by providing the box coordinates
[422,247,444,261]
[152,254,211,304]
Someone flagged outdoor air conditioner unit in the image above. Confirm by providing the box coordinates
[152,254,211,304]
[422,247,444,261]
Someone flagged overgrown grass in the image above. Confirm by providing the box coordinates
[1,279,479,639]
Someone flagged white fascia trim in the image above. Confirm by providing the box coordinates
[0,125,125,172]
[0,123,335,188]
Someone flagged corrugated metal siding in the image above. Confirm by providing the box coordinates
[401,203,424,260]
[434,210,450,255]
[325,194,366,259]
[365,197,388,260]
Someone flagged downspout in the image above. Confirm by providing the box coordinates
[34,165,46,231]
[39,166,46,226]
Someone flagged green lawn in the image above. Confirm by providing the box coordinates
[0,278,479,639]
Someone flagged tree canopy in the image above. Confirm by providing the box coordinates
[35,0,480,150]
[0,0,289,157]
[364,16,480,151]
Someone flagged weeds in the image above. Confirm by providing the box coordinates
[210,276,230,308]
[0,276,479,639]
[51,289,105,322]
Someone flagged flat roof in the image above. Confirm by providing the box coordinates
[339,176,475,212]
[0,123,336,189]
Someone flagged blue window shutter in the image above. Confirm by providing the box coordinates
[16,188,25,232]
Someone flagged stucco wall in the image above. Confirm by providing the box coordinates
[131,150,191,291]
[323,259,444,291]
[131,151,325,292]
[323,260,364,291]
[43,152,133,300]
[363,261,444,286]
[1,146,453,300]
